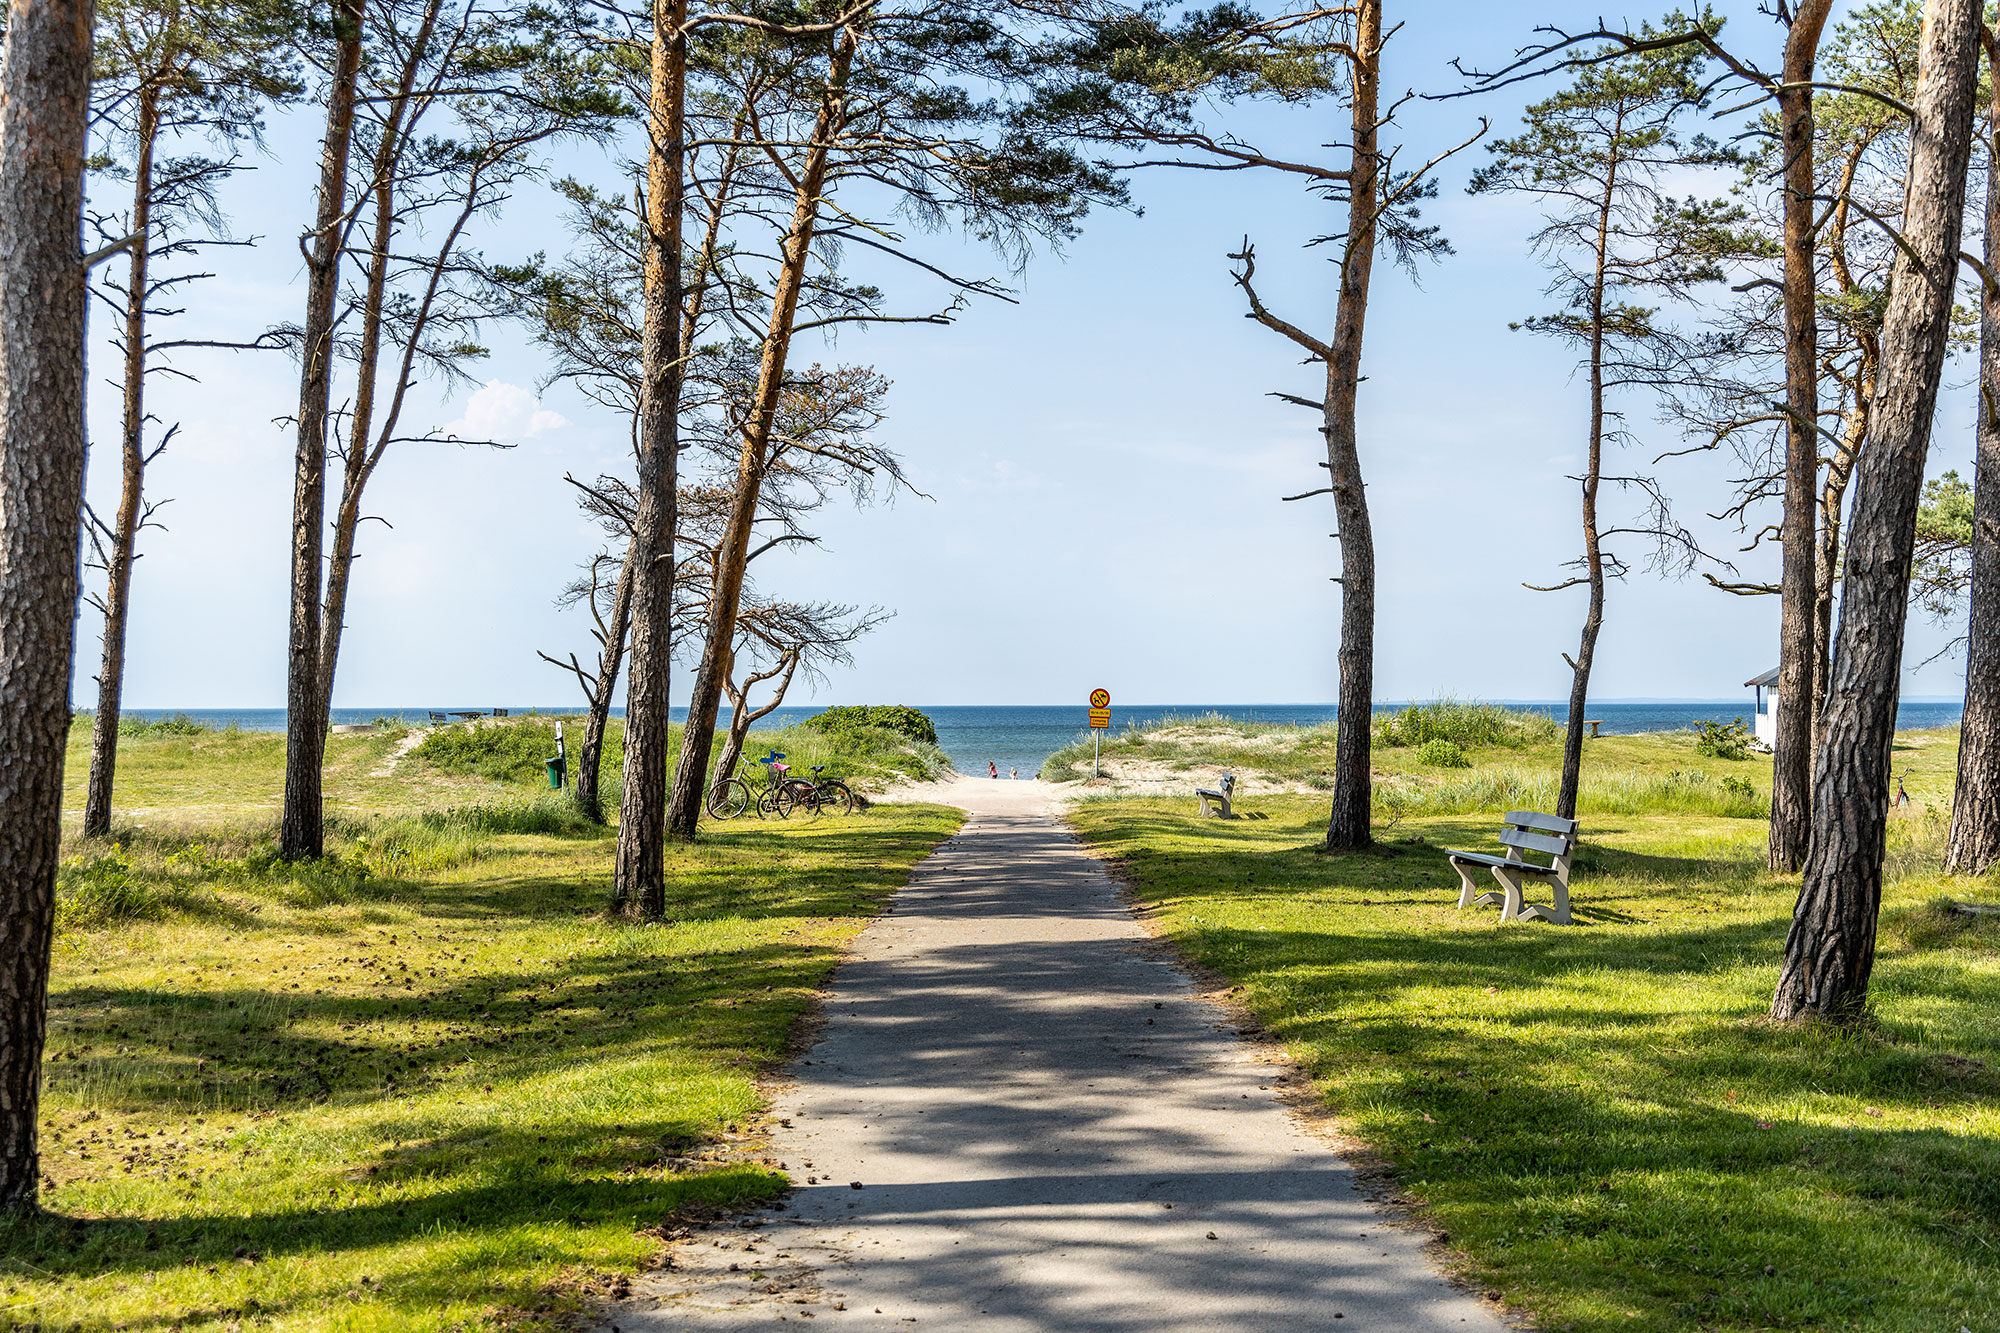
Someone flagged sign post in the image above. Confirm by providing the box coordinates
[1088,688,1111,777]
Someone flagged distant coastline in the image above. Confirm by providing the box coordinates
[103,699,1965,778]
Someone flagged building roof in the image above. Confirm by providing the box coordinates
[1745,667,1780,687]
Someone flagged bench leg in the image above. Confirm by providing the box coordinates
[1198,794,1211,817]
[1517,877,1573,925]
[1452,859,1482,910]
[1488,866,1526,924]
[1217,797,1232,819]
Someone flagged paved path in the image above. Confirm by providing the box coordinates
[605,778,1507,1332]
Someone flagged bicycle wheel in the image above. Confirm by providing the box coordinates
[706,778,751,820]
[815,781,856,816]
[784,779,822,818]
[758,786,794,819]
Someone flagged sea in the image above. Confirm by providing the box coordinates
[118,700,1967,783]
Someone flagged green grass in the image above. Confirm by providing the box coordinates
[62,711,952,836]
[1065,778,2000,1333]
[33,782,960,1330]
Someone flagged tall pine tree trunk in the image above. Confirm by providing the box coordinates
[1773,0,1981,1022]
[0,0,95,1211]
[1557,173,1618,821]
[1945,41,2000,875]
[281,0,367,861]
[664,26,856,842]
[1323,0,1381,851]
[615,0,689,914]
[1769,0,1836,873]
[83,84,159,838]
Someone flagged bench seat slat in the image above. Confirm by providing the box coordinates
[1446,850,1560,876]
[1500,827,1572,857]
[1505,810,1578,835]
[1505,810,1578,834]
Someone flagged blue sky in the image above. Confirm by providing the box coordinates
[80,1,1974,710]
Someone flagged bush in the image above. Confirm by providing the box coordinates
[1692,717,1753,760]
[414,717,569,784]
[118,712,210,738]
[1374,698,1559,750]
[1415,738,1470,768]
[807,705,938,746]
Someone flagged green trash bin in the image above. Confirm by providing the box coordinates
[544,756,566,789]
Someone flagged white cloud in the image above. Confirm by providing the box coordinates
[444,380,567,441]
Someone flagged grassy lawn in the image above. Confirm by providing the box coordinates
[31,723,960,1331]
[1066,740,2000,1333]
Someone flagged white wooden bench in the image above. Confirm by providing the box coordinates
[1446,810,1579,925]
[1196,772,1236,818]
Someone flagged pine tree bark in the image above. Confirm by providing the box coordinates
[576,549,634,823]
[0,0,95,1212]
[1556,162,1620,821]
[316,0,441,737]
[664,25,857,842]
[1323,0,1381,851]
[1769,0,1836,873]
[1773,0,1982,1022]
[615,0,690,915]
[1944,33,2000,876]
[83,83,160,839]
[281,0,367,861]
[1813,138,1877,749]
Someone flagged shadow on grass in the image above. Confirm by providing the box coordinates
[1071,800,2000,1329]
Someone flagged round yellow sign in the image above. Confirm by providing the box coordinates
[1089,688,1110,709]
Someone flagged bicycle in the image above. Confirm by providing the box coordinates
[785,765,857,818]
[705,752,797,820]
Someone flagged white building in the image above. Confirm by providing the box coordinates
[1745,667,1779,747]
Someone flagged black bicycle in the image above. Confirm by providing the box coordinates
[784,765,857,817]
[706,755,798,820]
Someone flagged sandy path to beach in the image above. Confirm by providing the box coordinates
[602,776,1506,1332]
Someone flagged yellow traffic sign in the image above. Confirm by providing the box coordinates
[1088,708,1111,729]
[1089,688,1110,709]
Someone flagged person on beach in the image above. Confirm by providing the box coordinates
[988,760,999,779]
[1009,767,1018,780]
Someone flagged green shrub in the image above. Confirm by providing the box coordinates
[117,712,210,738]
[1374,698,1559,750]
[1415,738,1470,768]
[1692,717,1753,760]
[414,717,569,784]
[807,705,938,746]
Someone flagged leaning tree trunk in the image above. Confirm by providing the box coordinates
[664,25,856,842]
[1323,0,1382,851]
[0,0,95,1212]
[576,548,635,823]
[1769,0,1836,873]
[714,651,798,789]
[281,0,367,861]
[1945,51,2000,875]
[83,84,160,838]
[1773,0,1982,1023]
[615,0,690,915]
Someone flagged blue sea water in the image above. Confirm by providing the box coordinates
[119,699,1966,783]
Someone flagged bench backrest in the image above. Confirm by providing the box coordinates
[1220,772,1235,796]
[1501,810,1579,863]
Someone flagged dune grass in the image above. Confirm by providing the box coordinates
[1064,788,2000,1333]
[30,793,960,1331]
